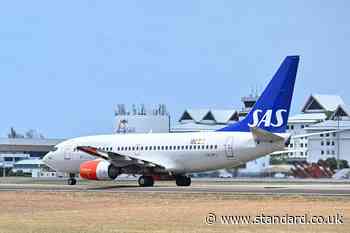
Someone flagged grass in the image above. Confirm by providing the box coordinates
[0,191,349,233]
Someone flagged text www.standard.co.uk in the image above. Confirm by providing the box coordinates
[205,212,343,225]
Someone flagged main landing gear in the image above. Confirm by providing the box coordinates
[175,175,191,186]
[67,173,77,185]
[138,175,154,187]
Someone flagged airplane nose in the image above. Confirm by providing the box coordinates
[42,152,53,166]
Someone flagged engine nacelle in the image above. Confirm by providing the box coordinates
[80,160,120,180]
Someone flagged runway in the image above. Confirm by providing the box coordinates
[1,179,350,196]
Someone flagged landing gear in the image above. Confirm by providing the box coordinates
[138,175,154,187]
[175,175,191,186]
[67,173,77,185]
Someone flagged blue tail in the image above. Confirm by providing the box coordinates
[218,56,299,133]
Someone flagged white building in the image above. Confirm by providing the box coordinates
[114,104,170,134]
[305,104,350,164]
[286,94,344,160]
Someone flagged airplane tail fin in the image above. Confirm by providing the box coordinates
[218,56,299,133]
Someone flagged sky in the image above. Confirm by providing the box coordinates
[1,1,350,138]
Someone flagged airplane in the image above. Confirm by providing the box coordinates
[43,55,300,186]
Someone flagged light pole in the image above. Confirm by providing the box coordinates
[337,114,340,169]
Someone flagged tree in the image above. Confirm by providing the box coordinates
[338,160,349,169]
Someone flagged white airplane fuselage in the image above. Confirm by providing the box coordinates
[43,131,287,174]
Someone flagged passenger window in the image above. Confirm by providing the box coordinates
[128,146,131,151]
[145,146,148,150]
[215,145,218,149]
[165,146,168,150]
[153,146,156,150]
[202,145,205,149]
[161,146,164,150]
[206,145,209,149]
[169,146,172,150]
[185,145,188,150]
[210,145,213,149]
[189,145,192,150]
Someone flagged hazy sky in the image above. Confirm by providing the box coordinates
[1,1,350,138]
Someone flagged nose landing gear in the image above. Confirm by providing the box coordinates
[67,173,77,185]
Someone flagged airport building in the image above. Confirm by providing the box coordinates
[0,138,63,177]
[114,104,170,134]
[286,94,347,162]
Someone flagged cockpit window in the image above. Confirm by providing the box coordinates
[51,147,58,151]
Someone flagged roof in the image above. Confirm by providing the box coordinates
[179,109,237,124]
[330,104,350,120]
[302,94,344,113]
[305,120,350,130]
[14,159,44,165]
[0,138,63,146]
[210,110,238,123]
[182,109,209,122]
[0,138,64,153]
[288,113,327,123]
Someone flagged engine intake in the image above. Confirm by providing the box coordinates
[80,160,120,180]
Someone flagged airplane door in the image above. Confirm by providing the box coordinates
[63,147,73,160]
[225,137,235,159]
[134,144,141,156]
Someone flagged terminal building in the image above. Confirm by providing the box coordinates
[286,94,348,163]
[0,138,63,177]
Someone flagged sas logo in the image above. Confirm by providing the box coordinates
[247,109,287,128]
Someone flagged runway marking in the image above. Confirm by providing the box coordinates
[1,183,350,197]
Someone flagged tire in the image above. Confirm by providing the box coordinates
[175,175,191,186]
[67,178,76,185]
[138,175,154,187]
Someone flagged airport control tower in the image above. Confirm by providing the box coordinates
[239,94,259,119]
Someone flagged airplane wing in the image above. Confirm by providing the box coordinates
[76,146,164,169]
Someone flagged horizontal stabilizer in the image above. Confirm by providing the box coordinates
[269,149,306,156]
[291,130,344,139]
[250,127,284,142]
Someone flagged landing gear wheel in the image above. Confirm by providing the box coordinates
[175,175,191,186]
[138,175,154,187]
[67,173,77,185]
[67,178,76,185]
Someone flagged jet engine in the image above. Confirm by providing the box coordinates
[80,160,120,180]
